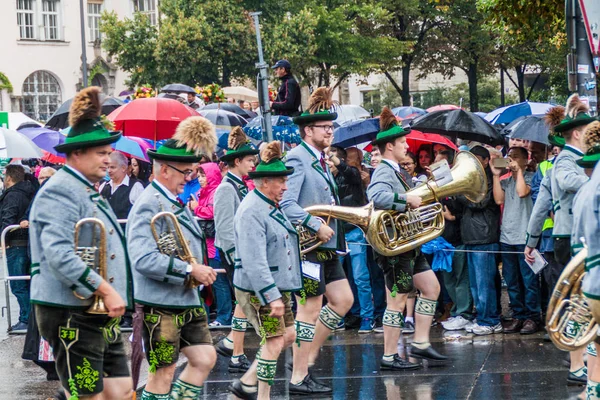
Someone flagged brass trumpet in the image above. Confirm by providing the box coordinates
[73,217,109,314]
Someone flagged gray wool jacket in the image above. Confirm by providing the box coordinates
[214,172,247,266]
[127,181,208,308]
[233,189,302,305]
[550,146,589,237]
[29,166,133,309]
[367,160,412,211]
[526,169,554,249]
[280,141,344,251]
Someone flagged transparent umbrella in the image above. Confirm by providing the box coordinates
[0,128,43,158]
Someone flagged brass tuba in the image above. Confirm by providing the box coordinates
[300,151,487,256]
[73,217,109,314]
[546,247,597,351]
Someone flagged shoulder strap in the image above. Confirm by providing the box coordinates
[227,179,244,201]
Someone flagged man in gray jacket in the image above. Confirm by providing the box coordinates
[214,127,259,373]
[367,107,446,371]
[30,87,133,399]
[229,141,301,400]
[128,117,218,400]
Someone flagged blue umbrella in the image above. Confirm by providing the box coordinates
[485,101,553,125]
[198,109,247,130]
[244,116,301,144]
[61,127,149,160]
[332,118,380,148]
[391,106,427,119]
[18,127,65,155]
[501,115,549,145]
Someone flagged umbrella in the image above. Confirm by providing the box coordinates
[107,98,199,141]
[46,96,125,130]
[485,101,553,125]
[334,105,371,125]
[501,115,549,145]
[392,106,427,119]
[119,90,134,96]
[160,83,196,94]
[222,86,259,102]
[406,131,458,152]
[5,112,42,130]
[199,103,256,120]
[41,150,65,164]
[426,104,461,113]
[198,109,247,131]
[0,128,43,158]
[410,110,503,145]
[243,115,301,144]
[17,127,65,155]
[332,118,381,148]
[113,136,151,161]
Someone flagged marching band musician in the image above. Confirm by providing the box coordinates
[281,87,353,395]
[366,107,448,371]
[214,127,259,373]
[30,87,134,400]
[228,142,301,400]
[548,94,595,385]
[572,121,600,399]
[127,117,218,400]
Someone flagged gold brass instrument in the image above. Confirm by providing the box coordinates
[299,151,487,256]
[73,217,109,314]
[546,247,597,351]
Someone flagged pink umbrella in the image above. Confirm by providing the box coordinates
[426,104,462,113]
[127,137,153,160]
[406,130,458,153]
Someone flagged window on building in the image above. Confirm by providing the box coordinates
[16,0,36,40]
[21,71,62,122]
[133,0,156,26]
[41,0,60,40]
[88,1,103,42]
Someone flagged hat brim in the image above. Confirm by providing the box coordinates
[146,149,203,163]
[554,116,596,133]
[54,131,121,153]
[371,129,410,146]
[293,112,338,126]
[248,166,294,179]
[548,134,565,147]
[576,154,600,168]
[219,148,260,162]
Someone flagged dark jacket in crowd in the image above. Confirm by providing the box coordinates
[0,180,36,245]
[272,74,301,117]
[441,197,463,246]
[334,161,367,233]
[457,167,500,245]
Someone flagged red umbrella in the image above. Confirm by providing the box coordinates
[41,150,65,164]
[107,98,199,142]
[426,104,462,113]
[406,130,458,153]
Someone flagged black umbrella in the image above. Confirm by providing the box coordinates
[160,83,196,94]
[199,102,256,120]
[411,110,503,145]
[45,96,124,130]
[501,115,549,145]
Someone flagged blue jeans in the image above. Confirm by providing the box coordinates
[7,246,30,324]
[466,243,500,327]
[367,247,386,318]
[209,258,232,325]
[500,243,541,322]
[341,228,374,320]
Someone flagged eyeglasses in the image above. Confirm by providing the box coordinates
[311,125,334,133]
[166,164,194,177]
[400,162,414,167]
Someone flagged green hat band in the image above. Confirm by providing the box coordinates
[230,143,256,153]
[64,129,113,144]
[300,110,330,117]
[254,159,287,173]
[156,145,195,157]
[376,125,405,141]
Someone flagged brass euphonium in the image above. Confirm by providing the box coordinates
[73,217,109,314]
[300,151,487,256]
[546,245,597,351]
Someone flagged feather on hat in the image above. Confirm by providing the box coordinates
[173,116,217,157]
[69,86,102,127]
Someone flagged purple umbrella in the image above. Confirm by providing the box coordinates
[119,90,135,96]
[18,127,65,156]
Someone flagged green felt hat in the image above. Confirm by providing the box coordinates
[371,107,410,146]
[219,126,259,162]
[292,87,338,126]
[576,145,600,168]
[147,139,204,163]
[554,94,596,133]
[548,133,565,147]
[54,87,121,153]
[248,142,294,178]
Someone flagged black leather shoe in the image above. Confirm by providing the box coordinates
[381,354,421,371]
[215,339,233,358]
[289,374,332,395]
[228,379,258,400]
[286,362,327,386]
[409,345,449,362]
[229,354,251,373]
[567,372,587,386]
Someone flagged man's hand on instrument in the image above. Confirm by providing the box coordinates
[191,263,217,285]
[317,224,334,243]
[96,281,126,318]
[269,298,285,318]
[524,246,536,264]
[406,194,422,209]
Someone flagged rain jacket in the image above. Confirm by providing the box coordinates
[194,163,222,259]
[0,180,36,245]
[272,74,301,117]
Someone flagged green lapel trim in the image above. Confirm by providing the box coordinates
[151,181,183,209]
[269,208,298,236]
[174,208,204,239]
[299,142,340,202]
[62,166,96,190]
[90,192,125,240]
[381,160,410,191]
[226,172,245,186]
[255,188,278,208]
[563,145,584,157]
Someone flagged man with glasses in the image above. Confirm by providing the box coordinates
[281,87,353,394]
[127,117,219,399]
